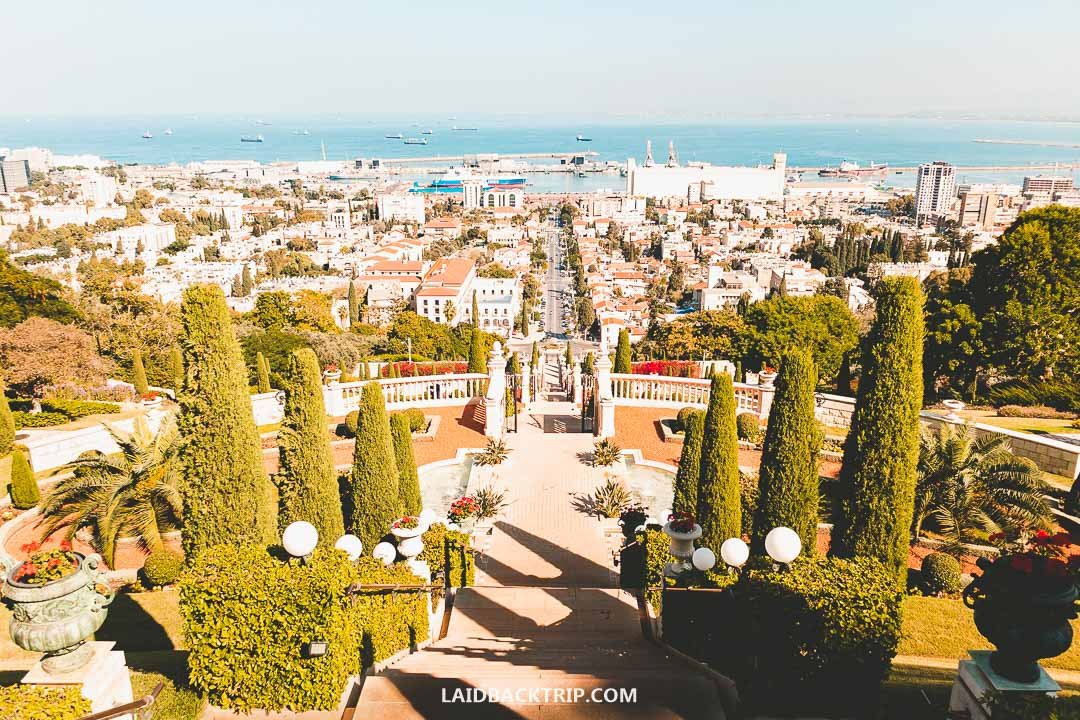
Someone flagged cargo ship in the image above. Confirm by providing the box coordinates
[818,161,888,178]
[409,171,526,193]
[240,134,264,143]
[403,137,428,145]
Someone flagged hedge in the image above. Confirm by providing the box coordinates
[420,523,475,588]
[40,398,121,418]
[921,552,962,595]
[142,549,184,588]
[0,685,91,720]
[10,449,38,509]
[13,411,68,429]
[662,556,903,716]
[180,544,428,713]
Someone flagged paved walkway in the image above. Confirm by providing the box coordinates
[352,372,728,718]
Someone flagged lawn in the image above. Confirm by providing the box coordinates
[900,595,1080,671]
[972,415,1078,436]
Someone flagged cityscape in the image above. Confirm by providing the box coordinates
[2,2,1080,720]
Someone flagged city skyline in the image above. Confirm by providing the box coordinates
[7,0,1080,118]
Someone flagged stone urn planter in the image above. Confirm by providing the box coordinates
[140,394,163,409]
[662,520,702,577]
[391,522,425,561]
[3,552,115,674]
[758,370,777,387]
[963,554,1080,683]
[322,369,342,384]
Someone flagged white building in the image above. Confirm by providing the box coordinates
[626,144,786,201]
[915,161,956,222]
[377,193,425,224]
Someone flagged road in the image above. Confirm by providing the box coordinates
[543,230,573,338]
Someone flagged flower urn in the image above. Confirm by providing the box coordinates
[3,552,115,674]
[662,522,702,576]
[758,370,777,387]
[391,523,426,560]
[141,395,163,409]
[323,369,342,384]
[962,554,1079,683]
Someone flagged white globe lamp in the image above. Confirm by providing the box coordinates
[692,547,717,572]
[764,527,802,566]
[372,541,397,566]
[418,508,439,528]
[282,521,318,559]
[719,537,750,569]
[334,534,363,561]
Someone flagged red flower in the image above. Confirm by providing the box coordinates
[1010,555,1034,573]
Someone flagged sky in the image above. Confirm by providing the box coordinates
[7,0,1080,119]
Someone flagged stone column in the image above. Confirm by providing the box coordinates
[572,363,583,406]
[595,339,616,438]
[484,341,505,439]
[21,642,134,718]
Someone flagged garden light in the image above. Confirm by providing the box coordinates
[765,527,802,567]
[720,538,749,568]
[282,521,318,560]
[692,547,716,572]
[334,534,363,561]
[372,541,396,565]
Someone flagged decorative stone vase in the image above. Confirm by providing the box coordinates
[662,522,702,576]
[140,396,163,409]
[3,553,115,674]
[323,370,342,384]
[962,555,1079,683]
[758,370,777,387]
[391,525,425,560]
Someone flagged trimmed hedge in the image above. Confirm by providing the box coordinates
[13,411,68,429]
[180,544,428,713]
[392,408,426,433]
[921,552,962,595]
[635,528,673,614]
[675,406,697,432]
[0,685,91,720]
[142,549,184,587]
[41,398,121,418]
[663,556,903,716]
[10,449,38,509]
[343,410,359,437]
[735,412,761,442]
[420,522,475,587]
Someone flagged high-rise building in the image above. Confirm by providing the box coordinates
[915,161,956,223]
[958,190,998,230]
[0,159,31,193]
[1022,175,1074,196]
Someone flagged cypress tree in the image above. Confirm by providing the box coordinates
[256,351,272,393]
[241,264,253,296]
[506,352,521,376]
[177,284,276,560]
[132,348,149,396]
[696,374,741,551]
[564,341,572,368]
[10,449,37,509]
[471,291,480,326]
[0,384,14,457]
[389,362,400,379]
[531,341,540,370]
[505,386,515,418]
[168,347,184,392]
[349,382,401,551]
[466,327,485,374]
[276,348,345,544]
[614,329,632,373]
[390,413,422,515]
[831,277,925,585]
[734,360,743,383]
[347,280,359,325]
[672,410,705,515]
[752,348,822,555]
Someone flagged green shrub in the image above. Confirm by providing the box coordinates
[41,398,122,418]
[996,404,1075,419]
[10,449,38,509]
[664,556,903,716]
[921,552,962,595]
[13,411,68,428]
[348,382,401,551]
[0,684,91,720]
[590,476,631,518]
[675,406,697,431]
[637,528,673,614]
[735,412,761,441]
[672,410,704,515]
[988,378,1080,414]
[180,544,427,713]
[0,390,14,456]
[740,471,760,539]
[343,410,359,437]
[142,549,184,587]
[420,522,475,588]
[592,438,623,467]
[392,408,426,432]
[698,374,741,552]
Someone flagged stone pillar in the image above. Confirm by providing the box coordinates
[758,384,776,421]
[322,383,346,418]
[949,650,1059,720]
[21,642,134,718]
[572,364,583,406]
[484,341,505,439]
[595,339,616,438]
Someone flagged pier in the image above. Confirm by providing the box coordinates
[378,151,599,165]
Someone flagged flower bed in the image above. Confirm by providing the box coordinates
[630,361,699,378]
[381,361,469,378]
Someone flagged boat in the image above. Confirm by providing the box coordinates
[385,133,403,139]
[451,126,478,131]
[421,129,433,135]
[163,128,173,136]
[254,119,271,126]
[292,129,310,135]
[818,161,888,178]
[576,134,592,142]
[403,137,428,145]
[141,130,153,139]
[240,134,264,143]
[409,171,526,193]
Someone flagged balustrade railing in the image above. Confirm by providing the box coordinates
[337,373,489,413]
[608,373,766,415]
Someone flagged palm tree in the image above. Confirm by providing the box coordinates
[913,424,1051,552]
[39,416,183,566]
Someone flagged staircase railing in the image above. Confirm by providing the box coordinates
[75,682,163,720]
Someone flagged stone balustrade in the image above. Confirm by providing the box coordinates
[608,373,771,417]
[329,373,489,415]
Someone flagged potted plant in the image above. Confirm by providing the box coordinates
[390,516,425,560]
[474,439,509,467]
[140,391,163,408]
[662,512,702,576]
[592,438,624,470]
[2,541,115,674]
[447,496,481,534]
[322,363,341,383]
[963,530,1080,683]
[758,365,778,387]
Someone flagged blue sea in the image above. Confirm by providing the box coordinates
[2,115,1080,192]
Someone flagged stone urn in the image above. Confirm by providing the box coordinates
[963,554,1079,683]
[391,523,426,560]
[662,522,702,576]
[3,552,115,674]
[140,394,163,409]
[323,369,342,384]
[758,370,777,387]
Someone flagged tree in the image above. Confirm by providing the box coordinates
[10,448,38,509]
[564,341,573,369]
[672,410,705,515]
[276,349,345,544]
[241,264,253,296]
[292,290,338,333]
[349,382,400,551]
[752,348,822,555]
[913,425,1050,550]
[466,326,486,374]
[614,329,632,373]
[531,341,540,371]
[0,317,113,400]
[0,252,80,328]
[831,277,925,585]
[641,310,747,362]
[255,351,272,393]
[696,374,741,551]
[167,347,184,392]
[471,291,480,326]
[40,417,182,565]
[252,291,294,331]
[0,384,13,456]
[176,285,276,560]
[390,413,422,515]
[743,295,859,384]
[132,348,149,395]
[444,299,457,325]
[347,280,359,326]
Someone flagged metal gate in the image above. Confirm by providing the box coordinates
[580,374,595,434]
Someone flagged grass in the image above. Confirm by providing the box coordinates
[900,595,1080,671]
[976,415,1079,436]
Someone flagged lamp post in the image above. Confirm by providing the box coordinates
[282,521,318,564]
[764,527,802,571]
